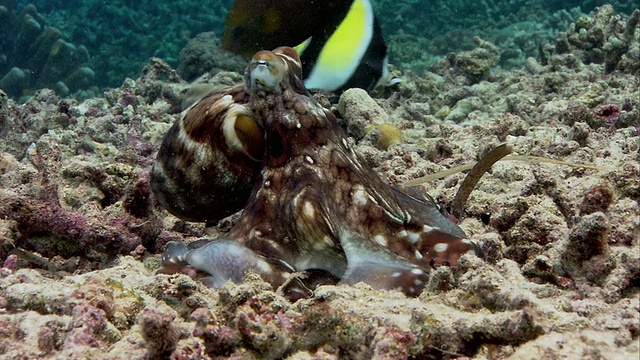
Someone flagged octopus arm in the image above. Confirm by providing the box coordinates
[162,240,284,288]
[392,184,467,239]
[294,249,348,279]
[337,230,429,297]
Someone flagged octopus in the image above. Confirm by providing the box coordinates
[151,47,481,299]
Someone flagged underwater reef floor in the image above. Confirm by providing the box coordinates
[0,6,638,359]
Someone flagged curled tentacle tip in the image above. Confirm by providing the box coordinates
[176,240,280,288]
[162,241,188,265]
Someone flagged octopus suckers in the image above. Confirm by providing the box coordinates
[411,268,426,276]
[433,243,449,253]
[397,229,408,238]
[391,271,402,278]
[422,225,434,233]
[414,250,423,260]
[408,231,420,243]
[373,234,387,247]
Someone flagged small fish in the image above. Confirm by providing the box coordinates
[223,0,390,92]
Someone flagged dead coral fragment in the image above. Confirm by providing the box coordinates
[450,36,500,83]
[562,102,595,126]
[579,185,614,215]
[554,5,640,74]
[0,135,158,259]
[337,88,390,140]
[139,308,180,358]
[564,212,610,263]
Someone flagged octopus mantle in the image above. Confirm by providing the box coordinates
[151,47,480,298]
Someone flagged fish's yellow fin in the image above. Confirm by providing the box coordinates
[294,37,312,56]
[304,0,374,91]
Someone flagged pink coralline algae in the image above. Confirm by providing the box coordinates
[139,308,180,358]
[579,185,615,215]
[0,134,162,263]
[64,304,107,348]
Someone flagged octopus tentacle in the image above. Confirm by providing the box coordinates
[338,230,429,296]
[163,240,287,288]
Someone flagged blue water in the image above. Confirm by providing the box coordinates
[3,0,637,96]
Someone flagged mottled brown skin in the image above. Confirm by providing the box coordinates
[159,47,479,297]
[151,87,263,224]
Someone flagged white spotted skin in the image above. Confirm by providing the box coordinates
[351,185,369,206]
[159,48,481,299]
[374,235,388,247]
[434,243,449,253]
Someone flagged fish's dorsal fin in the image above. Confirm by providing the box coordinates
[303,0,375,91]
[294,36,312,56]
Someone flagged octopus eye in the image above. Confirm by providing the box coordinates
[219,107,265,162]
[233,113,265,161]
